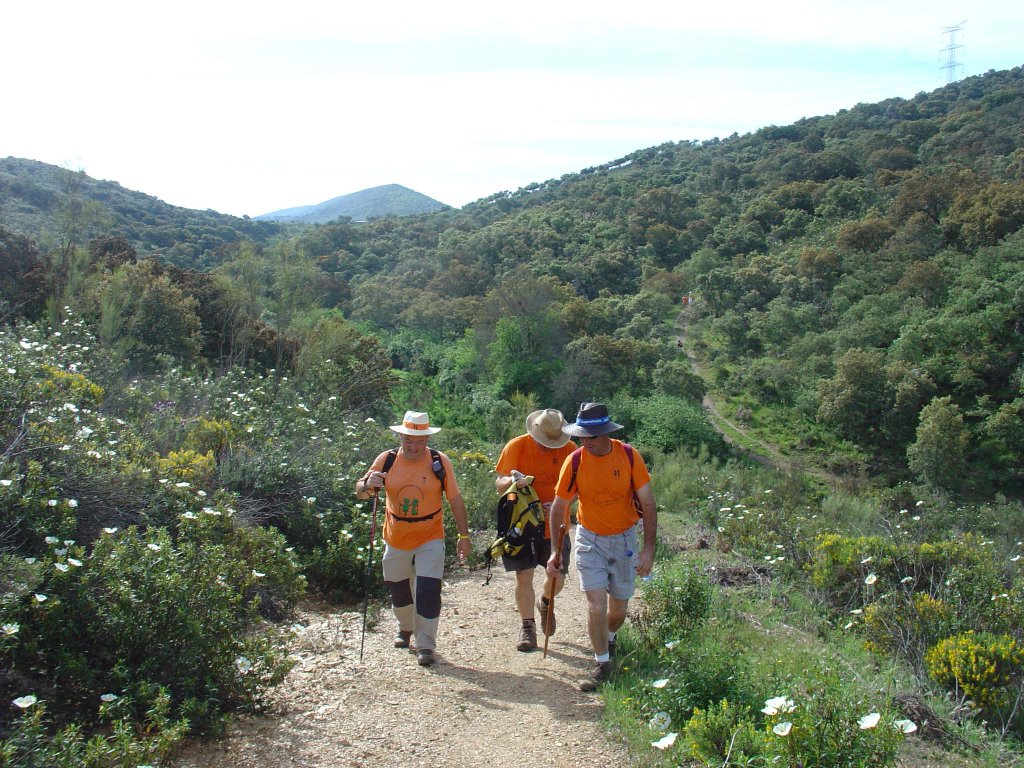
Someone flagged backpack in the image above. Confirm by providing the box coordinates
[483,480,545,585]
[566,443,642,517]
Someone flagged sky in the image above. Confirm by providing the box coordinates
[3,1,1023,218]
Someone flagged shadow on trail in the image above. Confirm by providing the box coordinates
[430,643,603,721]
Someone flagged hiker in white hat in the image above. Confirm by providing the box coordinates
[356,411,471,667]
[494,409,578,652]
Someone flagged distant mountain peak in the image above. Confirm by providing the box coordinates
[256,184,449,224]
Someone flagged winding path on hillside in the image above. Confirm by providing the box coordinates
[675,307,840,486]
[173,561,633,768]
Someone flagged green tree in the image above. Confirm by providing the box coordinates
[907,396,970,489]
[97,260,202,370]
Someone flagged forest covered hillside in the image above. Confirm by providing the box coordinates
[2,66,1023,492]
[0,157,282,268]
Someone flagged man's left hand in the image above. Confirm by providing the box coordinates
[635,546,655,578]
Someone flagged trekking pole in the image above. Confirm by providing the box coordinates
[359,490,381,662]
[543,522,567,659]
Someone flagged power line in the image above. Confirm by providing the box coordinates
[940,20,966,84]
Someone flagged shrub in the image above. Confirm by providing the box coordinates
[633,563,712,647]
[925,631,1024,735]
[862,592,954,673]
[1,525,295,728]
[641,633,758,729]
[684,699,766,766]
[0,695,186,768]
[758,673,906,768]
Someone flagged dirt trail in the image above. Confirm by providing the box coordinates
[173,556,633,768]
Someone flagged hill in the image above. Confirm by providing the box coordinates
[0,157,281,268]
[256,184,449,224]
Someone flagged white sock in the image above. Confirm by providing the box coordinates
[608,631,617,642]
[595,652,610,663]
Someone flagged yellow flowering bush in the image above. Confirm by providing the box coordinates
[925,632,1024,719]
[184,416,238,456]
[156,448,216,485]
[37,365,105,407]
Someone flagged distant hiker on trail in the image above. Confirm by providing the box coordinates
[545,402,658,692]
[494,409,577,652]
[355,411,471,667]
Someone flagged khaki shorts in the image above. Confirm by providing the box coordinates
[575,524,639,600]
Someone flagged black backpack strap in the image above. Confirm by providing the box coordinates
[429,448,446,494]
[381,450,398,474]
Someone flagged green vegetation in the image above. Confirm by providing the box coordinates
[1,65,1023,765]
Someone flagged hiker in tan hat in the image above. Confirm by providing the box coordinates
[494,409,577,652]
[356,411,471,667]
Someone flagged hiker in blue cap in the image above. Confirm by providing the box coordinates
[546,402,658,691]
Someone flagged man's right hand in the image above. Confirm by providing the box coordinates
[545,553,561,579]
[364,471,386,490]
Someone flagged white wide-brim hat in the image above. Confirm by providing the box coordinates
[390,410,441,436]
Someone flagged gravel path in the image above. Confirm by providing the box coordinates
[173,552,634,768]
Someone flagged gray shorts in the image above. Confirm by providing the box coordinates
[575,524,639,600]
[381,538,445,582]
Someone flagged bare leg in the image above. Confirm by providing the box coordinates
[515,569,535,620]
[541,572,565,601]
[585,588,610,655]
[608,595,629,634]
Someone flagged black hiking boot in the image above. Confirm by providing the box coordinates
[579,660,612,692]
[608,637,616,659]
[416,648,435,667]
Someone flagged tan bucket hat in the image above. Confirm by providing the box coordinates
[525,409,571,449]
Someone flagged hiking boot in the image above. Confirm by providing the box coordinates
[537,598,556,637]
[579,660,613,692]
[416,648,435,667]
[608,638,616,659]
[516,621,538,652]
[393,630,412,648]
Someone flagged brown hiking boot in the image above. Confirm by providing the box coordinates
[416,648,435,666]
[393,630,412,648]
[579,661,612,692]
[516,621,538,652]
[537,598,556,636]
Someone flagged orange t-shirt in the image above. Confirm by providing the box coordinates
[370,448,461,550]
[495,434,576,538]
[554,439,650,536]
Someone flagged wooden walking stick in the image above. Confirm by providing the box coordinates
[359,489,380,662]
[542,522,567,659]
